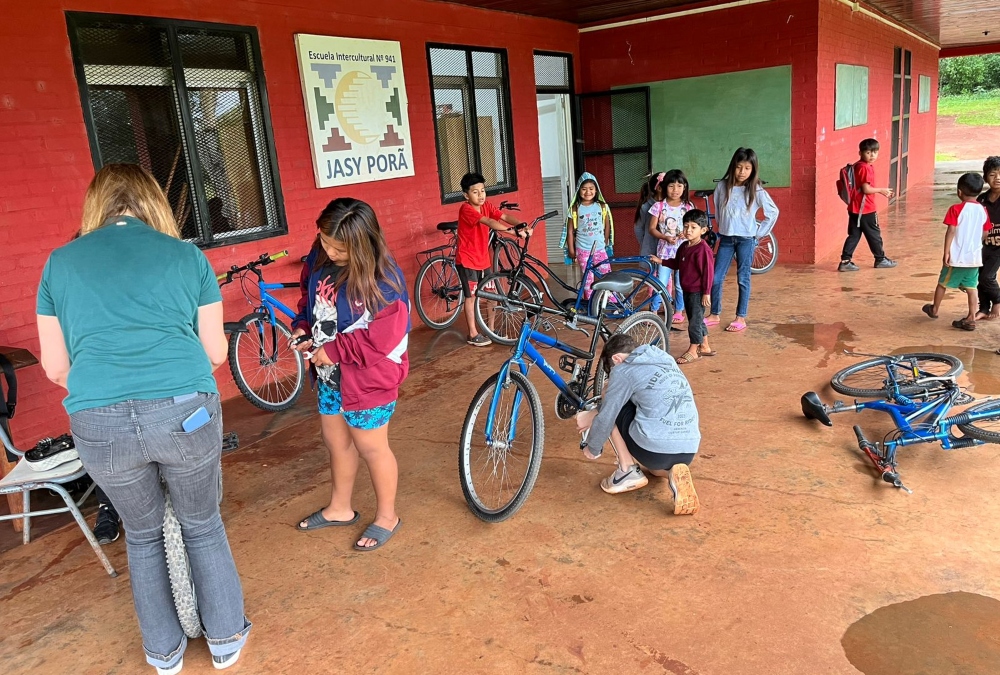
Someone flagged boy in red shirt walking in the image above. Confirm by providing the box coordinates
[456,172,526,346]
[839,138,897,271]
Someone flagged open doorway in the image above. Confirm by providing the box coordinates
[534,52,575,265]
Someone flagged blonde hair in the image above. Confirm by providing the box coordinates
[80,164,181,238]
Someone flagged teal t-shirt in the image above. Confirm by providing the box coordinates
[36,216,223,414]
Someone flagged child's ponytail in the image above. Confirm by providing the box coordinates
[634,173,663,223]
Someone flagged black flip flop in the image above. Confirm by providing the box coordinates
[952,318,976,331]
[297,509,360,531]
[921,304,938,319]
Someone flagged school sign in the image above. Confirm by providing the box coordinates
[294,34,415,188]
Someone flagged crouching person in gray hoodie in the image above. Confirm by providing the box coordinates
[575,334,700,515]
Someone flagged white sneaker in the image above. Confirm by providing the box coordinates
[156,658,182,675]
[600,464,648,494]
[668,464,700,515]
[213,648,241,670]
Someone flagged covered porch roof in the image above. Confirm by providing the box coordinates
[430,0,1000,51]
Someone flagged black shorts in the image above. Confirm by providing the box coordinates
[614,401,696,471]
[456,265,488,297]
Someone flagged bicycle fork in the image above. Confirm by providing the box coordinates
[853,426,911,493]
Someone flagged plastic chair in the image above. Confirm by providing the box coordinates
[0,420,117,577]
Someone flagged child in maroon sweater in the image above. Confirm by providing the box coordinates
[654,210,715,364]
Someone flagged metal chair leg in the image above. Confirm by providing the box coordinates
[49,483,117,578]
[22,490,30,544]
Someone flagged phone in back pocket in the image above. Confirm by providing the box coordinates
[182,406,211,433]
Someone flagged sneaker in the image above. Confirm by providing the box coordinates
[600,464,648,494]
[93,503,121,545]
[874,258,898,269]
[672,312,685,323]
[155,658,183,675]
[837,261,859,272]
[213,649,242,670]
[467,334,492,347]
[668,464,700,515]
[24,434,79,472]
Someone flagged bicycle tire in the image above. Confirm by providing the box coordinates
[413,255,463,329]
[751,233,778,275]
[957,398,1000,443]
[591,311,670,396]
[830,353,963,398]
[491,236,520,273]
[474,272,542,346]
[597,272,673,330]
[459,370,544,522]
[228,314,304,412]
[163,489,202,638]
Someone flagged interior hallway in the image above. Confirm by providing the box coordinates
[3,175,1000,674]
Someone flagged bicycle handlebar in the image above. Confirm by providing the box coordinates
[498,200,520,211]
[217,250,289,282]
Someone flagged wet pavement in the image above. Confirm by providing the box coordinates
[3,177,1000,674]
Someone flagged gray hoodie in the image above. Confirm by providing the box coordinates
[587,344,701,456]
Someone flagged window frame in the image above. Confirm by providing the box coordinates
[834,63,869,130]
[426,43,517,204]
[66,12,288,249]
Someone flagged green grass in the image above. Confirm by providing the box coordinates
[935,152,959,162]
[938,92,1000,126]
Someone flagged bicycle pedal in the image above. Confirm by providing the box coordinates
[222,432,240,453]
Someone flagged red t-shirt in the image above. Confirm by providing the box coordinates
[456,200,502,270]
[849,160,877,215]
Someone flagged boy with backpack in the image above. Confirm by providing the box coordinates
[837,139,897,271]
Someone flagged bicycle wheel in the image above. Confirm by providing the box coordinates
[413,255,463,329]
[163,489,202,638]
[830,353,963,398]
[591,311,670,396]
[228,313,304,412]
[598,273,673,329]
[751,233,778,274]
[491,235,520,273]
[957,398,1000,443]
[459,371,544,522]
[474,272,542,346]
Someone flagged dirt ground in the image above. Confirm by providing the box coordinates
[936,116,1000,160]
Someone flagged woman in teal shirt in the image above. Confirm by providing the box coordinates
[36,164,250,674]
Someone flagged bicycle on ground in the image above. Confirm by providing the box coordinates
[801,351,1000,491]
[692,179,779,274]
[412,201,521,330]
[218,251,305,412]
[459,270,668,522]
[474,216,673,347]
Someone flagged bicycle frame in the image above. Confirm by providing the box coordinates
[484,313,604,447]
[257,281,298,324]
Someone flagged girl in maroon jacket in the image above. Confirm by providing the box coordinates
[655,210,715,364]
[291,198,409,551]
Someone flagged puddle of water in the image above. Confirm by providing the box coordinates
[841,287,855,292]
[773,322,857,368]
[893,345,1000,394]
[842,592,1000,674]
[902,292,957,302]
[910,272,936,278]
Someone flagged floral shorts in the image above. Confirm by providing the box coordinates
[317,380,396,430]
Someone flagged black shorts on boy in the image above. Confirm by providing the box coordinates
[455,265,487,297]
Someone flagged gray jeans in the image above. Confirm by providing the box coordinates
[70,393,250,669]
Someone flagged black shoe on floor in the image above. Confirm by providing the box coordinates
[93,503,121,545]
[838,261,860,272]
[874,258,898,269]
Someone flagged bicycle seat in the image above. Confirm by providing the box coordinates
[437,221,458,232]
[692,190,713,199]
[592,272,635,295]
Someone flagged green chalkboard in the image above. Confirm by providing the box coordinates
[625,66,792,190]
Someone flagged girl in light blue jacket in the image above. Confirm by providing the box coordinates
[705,148,778,332]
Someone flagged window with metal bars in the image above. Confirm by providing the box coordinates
[66,13,286,247]
[427,44,516,203]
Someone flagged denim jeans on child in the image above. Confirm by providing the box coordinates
[710,234,754,317]
[70,393,250,670]
[656,266,684,313]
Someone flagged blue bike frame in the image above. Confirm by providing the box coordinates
[257,281,298,324]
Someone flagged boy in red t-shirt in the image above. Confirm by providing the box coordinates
[839,138,897,271]
[456,172,526,346]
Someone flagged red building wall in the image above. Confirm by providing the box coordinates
[0,0,578,444]
[578,0,822,265]
[814,0,939,263]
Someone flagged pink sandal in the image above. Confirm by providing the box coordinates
[726,320,747,332]
[703,318,721,327]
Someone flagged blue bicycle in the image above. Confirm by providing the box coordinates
[217,251,305,412]
[801,351,1000,491]
[459,272,667,521]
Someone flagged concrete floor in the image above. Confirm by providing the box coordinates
[3,177,1000,674]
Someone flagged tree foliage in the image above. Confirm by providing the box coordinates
[939,55,1000,96]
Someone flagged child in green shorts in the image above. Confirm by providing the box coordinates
[922,173,991,331]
